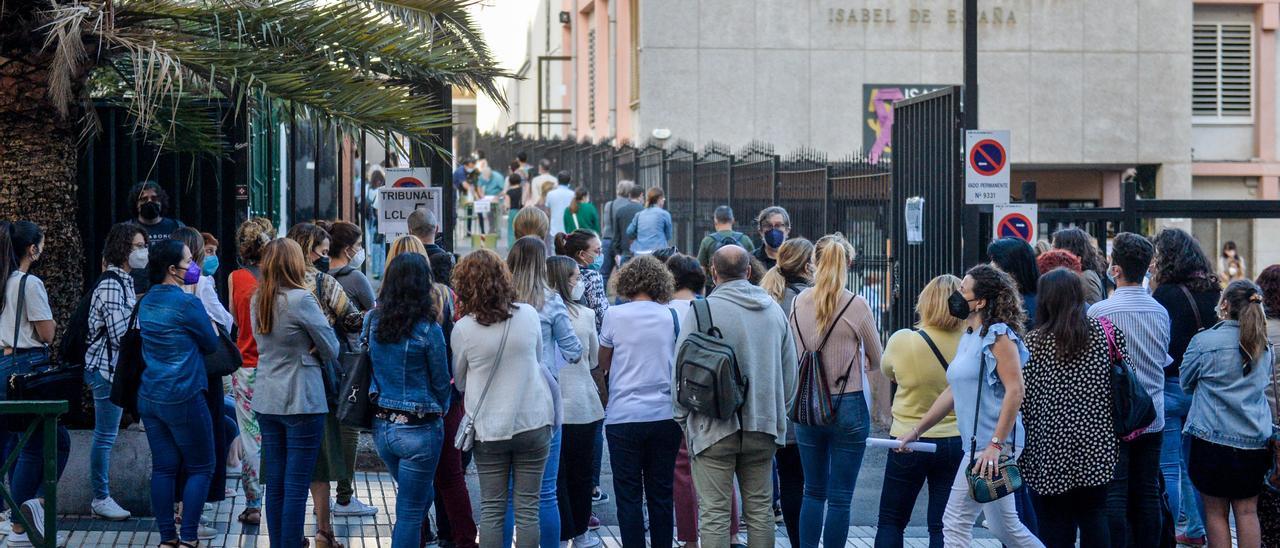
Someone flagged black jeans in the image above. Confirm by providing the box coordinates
[1032,484,1111,548]
[1105,431,1164,547]
[606,419,682,548]
[874,436,963,548]
[559,421,602,540]
[776,443,805,548]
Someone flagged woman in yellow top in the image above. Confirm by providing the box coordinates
[875,274,966,548]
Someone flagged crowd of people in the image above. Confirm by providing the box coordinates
[0,166,1278,548]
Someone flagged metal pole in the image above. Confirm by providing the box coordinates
[960,0,981,267]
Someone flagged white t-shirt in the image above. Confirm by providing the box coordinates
[546,185,576,236]
[0,271,52,350]
[599,300,680,425]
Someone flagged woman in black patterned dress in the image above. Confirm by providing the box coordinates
[1020,267,1122,547]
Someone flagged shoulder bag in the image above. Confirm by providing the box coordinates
[203,323,243,377]
[108,299,145,416]
[1180,285,1206,332]
[964,352,1024,503]
[5,274,89,431]
[1264,348,1280,493]
[1098,317,1157,440]
[337,315,376,429]
[454,318,512,451]
[788,295,857,426]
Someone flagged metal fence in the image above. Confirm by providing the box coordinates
[476,133,898,335]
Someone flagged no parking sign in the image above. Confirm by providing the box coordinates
[965,130,1011,205]
[993,203,1038,243]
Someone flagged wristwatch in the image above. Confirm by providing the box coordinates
[990,436,1001,446]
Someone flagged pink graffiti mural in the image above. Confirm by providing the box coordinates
[867,87,903,164]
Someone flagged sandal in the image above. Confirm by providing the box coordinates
[315,529,344,548]
[237,508,261,525]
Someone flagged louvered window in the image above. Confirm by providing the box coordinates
[1193,23,1253,119]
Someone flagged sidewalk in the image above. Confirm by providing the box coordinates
[15,471,1001,547]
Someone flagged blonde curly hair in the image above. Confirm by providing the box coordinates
[235,217,276,265]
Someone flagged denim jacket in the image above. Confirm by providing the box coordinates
[138,284,219,404]
[1181,320,1276,450]
[364,312,452,416]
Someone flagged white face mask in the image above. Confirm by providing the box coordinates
[350,248,366,270]
[571,280,585,301]
[128,247,149,270]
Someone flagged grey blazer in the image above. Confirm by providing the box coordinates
[251,288,340,415]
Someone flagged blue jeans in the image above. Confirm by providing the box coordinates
[260,413,325,548]
[796,392,870,548]
[0,349,69,506]
[504,426,562,548]
[874,436,963,548]
[375,417,444,548]
[1161,379,1202,535]
[139,396,215,542]
[591,424,604,488]
[1179,436,1207,537]
[85,370,124,501]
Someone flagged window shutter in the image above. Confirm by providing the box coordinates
[1193,23,1253,118]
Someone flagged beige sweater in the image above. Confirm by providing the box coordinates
[789,289,884,394]
[453,304,555,442]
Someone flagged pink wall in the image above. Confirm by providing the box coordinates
[562,0,634,143]
[615,0,635,143]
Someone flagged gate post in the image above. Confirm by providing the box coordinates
[1121,181,1139,233]
[823,165,834,235]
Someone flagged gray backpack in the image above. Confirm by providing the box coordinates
[676,299,747,420]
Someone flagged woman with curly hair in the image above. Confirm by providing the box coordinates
[1253,264,1280,547]
[366,253,451,547]
[227,217,275,525]
[897,264,1041,547]
[452,249,554,548]
[1150,228,1221,539]
[1052,227,1106,304]
[1034,249,1081,276]
[593,254,682,548]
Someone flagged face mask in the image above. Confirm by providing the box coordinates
[139,201,162,221]
[181,261,201,285]
[350,248,366,270]
[764,228,786,249]
[128,247,149,270]
[587,253,604,271]
[202,255,219,276]
[314,256,331,273]
[947,290,973,320]
[571,281,585,301]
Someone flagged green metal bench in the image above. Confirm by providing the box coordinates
[0,400,67,548]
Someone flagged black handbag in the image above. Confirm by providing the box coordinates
[336,317,375,429]
[203,323,242,377]
[1098,317,1156,440]
[4,274,88,431]
[108,300,145,416]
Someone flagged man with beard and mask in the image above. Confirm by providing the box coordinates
[753,206,791,271]
[128,181,185,292]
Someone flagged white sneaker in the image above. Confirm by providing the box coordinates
[332,497,379,517]
[17,500,44,547]
[91,497,132,521]
[0,509,11,535]
[573,534,603,548]
[4,529,64,547]
[198,524,218,539]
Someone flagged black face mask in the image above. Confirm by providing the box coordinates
[314,256,331,273]
[139,201,162,221]
[947,290,973,320]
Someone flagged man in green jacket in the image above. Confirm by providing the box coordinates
[696,205,754,287]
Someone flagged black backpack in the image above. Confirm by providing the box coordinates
[61,270,126,368]
[709,231,746,253]
[675,299,747,420]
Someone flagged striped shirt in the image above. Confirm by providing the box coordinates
[1088,286,1173,433]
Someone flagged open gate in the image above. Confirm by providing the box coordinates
[889,86,965,331]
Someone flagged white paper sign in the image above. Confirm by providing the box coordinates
[905,196,925,245]
[965,130,1011,205]
[377,186,443,237]
[473,199,492,214]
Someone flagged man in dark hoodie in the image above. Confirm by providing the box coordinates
[673,245,798,546]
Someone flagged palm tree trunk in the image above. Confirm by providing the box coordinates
[0,53,85,339]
